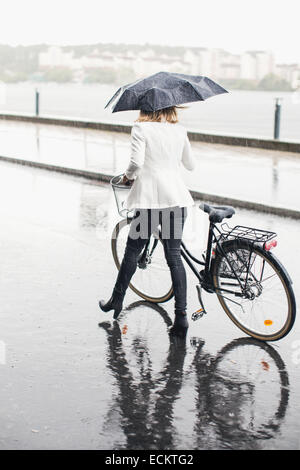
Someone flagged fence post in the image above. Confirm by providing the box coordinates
[35,88,39,116]
[274,97,282,140]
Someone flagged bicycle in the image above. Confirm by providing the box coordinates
[110,175,296,342]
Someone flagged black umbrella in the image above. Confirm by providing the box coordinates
[105,71,228,113]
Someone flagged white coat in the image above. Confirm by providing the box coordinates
[124,121,196,210]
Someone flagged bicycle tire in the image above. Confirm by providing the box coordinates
[111,218,174,303]
[212,239,296,341]
[208,338,289,442]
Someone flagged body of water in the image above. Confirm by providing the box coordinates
[0,82,300,142]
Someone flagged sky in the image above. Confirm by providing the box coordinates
[0,0,299,63]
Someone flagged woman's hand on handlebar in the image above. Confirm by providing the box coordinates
[122,174,134,186]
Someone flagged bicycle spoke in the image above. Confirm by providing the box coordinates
[214,245,292,339]
[260,273,278,284]
[113,220,173,301]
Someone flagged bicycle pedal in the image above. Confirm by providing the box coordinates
[192,307,207,321]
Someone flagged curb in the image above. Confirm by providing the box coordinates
[1,154,300,220]
[0,113,300,154]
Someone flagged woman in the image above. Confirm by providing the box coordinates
[99,106,196,328]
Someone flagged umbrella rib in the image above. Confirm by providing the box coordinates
[111,87,139,112]
[104,87,122,109]
[188,81,207,101]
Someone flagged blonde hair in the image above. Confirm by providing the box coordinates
[136,106,181,124]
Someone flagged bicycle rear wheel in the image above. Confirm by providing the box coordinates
[111,218,174,303]
[209,338,289,442]
[212,239,296,341]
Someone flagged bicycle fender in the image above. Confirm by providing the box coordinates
[257,248,293,286]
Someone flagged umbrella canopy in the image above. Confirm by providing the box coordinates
[105,71,228,113]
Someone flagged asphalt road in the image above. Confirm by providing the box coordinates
[0,161,300,449]
[1,119,300,210]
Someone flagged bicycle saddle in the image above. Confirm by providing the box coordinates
[199,203,235,223]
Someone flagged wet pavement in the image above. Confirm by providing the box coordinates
[0,161,300,450]
[1,119,300,211]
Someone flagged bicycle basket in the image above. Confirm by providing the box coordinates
[110,174,133,218]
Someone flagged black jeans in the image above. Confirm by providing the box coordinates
[113,207,188,312]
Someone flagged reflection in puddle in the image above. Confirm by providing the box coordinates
[99,301,289,450]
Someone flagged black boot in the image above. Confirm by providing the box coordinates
[170,311,189,339]
[174,310,189,329]
[99,294,123,319]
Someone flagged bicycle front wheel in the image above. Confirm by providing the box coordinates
[212,239,296,341]
[111,218,174,303]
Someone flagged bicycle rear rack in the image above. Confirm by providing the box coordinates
[220,223,277,246]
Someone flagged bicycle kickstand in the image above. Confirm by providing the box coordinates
[192,285,208,321]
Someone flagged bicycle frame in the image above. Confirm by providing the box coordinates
[180,221,220,289]
[182,220,261,295]
[137,217,264,303]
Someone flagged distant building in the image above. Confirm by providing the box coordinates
[133,55,189,77]
[184,48,275,81]
[38,45,297,88]
[239,51,275,80]
[39,46,74,68]
[276,64,300,89]
[218,50,241,79]
[252,50,276,80]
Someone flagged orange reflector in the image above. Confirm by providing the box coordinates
[264,319,273,326]
[122,325,128,334]
[261,360,270,371]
